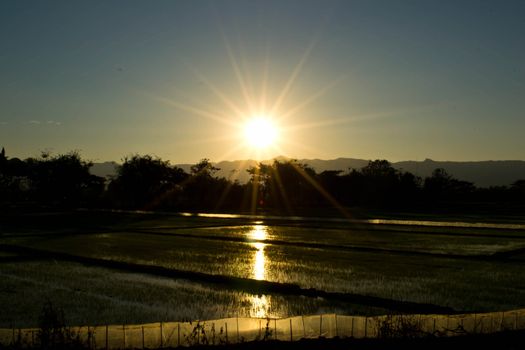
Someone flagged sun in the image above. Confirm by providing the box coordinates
[244,116,278,149]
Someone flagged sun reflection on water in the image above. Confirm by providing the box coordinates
[250,294,270,319]
[248,225,267,281]
[252,242,266,281]
[247,225,271,318]
[249,224,267,241]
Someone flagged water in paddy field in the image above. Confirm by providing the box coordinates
[181,211,525,230]
[0,222,386,327]
[247,225,269,318]
[2,212,525,327]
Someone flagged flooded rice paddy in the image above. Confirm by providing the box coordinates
[1,212,525,327]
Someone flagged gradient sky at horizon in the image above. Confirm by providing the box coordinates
[1,0,524,163]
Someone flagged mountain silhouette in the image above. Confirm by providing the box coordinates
[90,158,525,187]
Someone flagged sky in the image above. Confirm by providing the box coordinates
[1,0,524,164]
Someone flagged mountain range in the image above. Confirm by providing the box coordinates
[90,158,525,188]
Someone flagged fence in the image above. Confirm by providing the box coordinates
[2,309,525,348]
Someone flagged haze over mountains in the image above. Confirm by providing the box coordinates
[91,158,525,188]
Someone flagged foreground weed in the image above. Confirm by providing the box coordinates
[36,302,90,350]
[185,321,210,346]
[376,314,428,339]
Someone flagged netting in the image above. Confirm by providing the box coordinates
[2,309,524,348]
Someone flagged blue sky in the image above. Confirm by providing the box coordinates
[1,0,524,163]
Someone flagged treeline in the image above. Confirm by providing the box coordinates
[1,148,524,214]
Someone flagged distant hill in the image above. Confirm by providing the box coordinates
[90,158,525,187]
[394,159,525,187]
[89,161,118,179]
[297,158,370,173]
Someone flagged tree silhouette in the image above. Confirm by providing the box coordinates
[24,151,104,205]
[247,160,319,212]
[1,148,524,214]
[0,147,6,173]
[424,168,474,201]
[184,159,224,210]
[358,160,401,207]
[0,148,32,203]
[108,154,187,209]
[190,158,220,178]
[510,180,525,200]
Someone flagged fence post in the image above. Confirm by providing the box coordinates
[236,317,239,343]
[335,314,338,338]
[225,322,228,343]
[177,323,180,347]
[88,326,92,350]
[89,326,93,350]
[319,314,322,337]
[274,319,277,340]
[351,317,354,338]
[364,317,368,338]
[302,316,306,338]
[160,322,163,348]
[289,318,292,341]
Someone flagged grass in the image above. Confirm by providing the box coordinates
[1,211,525,327]
[0,260,388,328]
[180,330,525,350]
[6,232,525,310]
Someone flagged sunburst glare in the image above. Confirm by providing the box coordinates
[145,24,351,163]
[143,24,360,205]
[244,117,278,149]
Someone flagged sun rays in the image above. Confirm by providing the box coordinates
[141,23,364,218]
[144,21,347,164]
